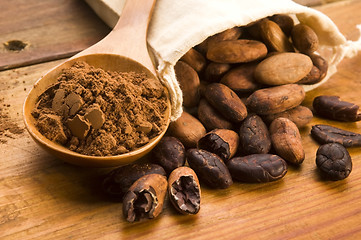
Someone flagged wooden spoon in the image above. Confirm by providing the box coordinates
[23,0,170,167]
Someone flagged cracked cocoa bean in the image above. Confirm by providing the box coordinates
[168,167,201,214]
[270,117,305,164]
[227,154,287,183]
[311,124,361,147]
[186,149,233,189]
[239,114,271,155]
[198,129,239,161]
[313,95,361,122]
[123,174,167,222]
[152,136,186,174]
[316,143,352,181]
[205,83,248,122]
[102,163,166,200]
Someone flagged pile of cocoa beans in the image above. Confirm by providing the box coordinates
[103,14,357,223]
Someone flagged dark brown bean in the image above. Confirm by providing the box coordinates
[291,24,319,54]
[123,174,168,222]
[168,167,201,215]
[313,95,361,122]
[197,98,235,130]
[239,114,271,155]
[102,163,166,200]
[186,149,233,189]
[198,129,239,161]
[297,53,328,85]
[311,124,361,147]
[227,154,287,183]
[152,136,186,174]
[205,83,247,122]
[316,143,352,181]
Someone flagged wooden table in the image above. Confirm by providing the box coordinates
[1,0,361,239]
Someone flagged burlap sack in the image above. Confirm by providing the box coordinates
[86,0,361,121]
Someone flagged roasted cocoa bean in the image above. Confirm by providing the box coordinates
[198,129,239,161]
[263,105,313,128]
[204,62,231,82]
[168,167,201,214]
[270,117,305,164]
[152,136,186,174]
[196,27,243,55]
[269,14,294,36]
[197,98,235,130]
[220,62,259,94]
[205,83,248,122]
[313,95,361,122]
[259,19,294,52]
[291,24,319,54]
[168,111,206,148]
[123,174,167,222]
[311,124,361,147]
[180,48,207,73]
[239,114,271,155]
[186,149,233,189]
[316,143,352,180]
[254,52,313,85]
[102,163,166,200]
[207,39,267,64]
[174,61,200,108]
[227,154,287,183]
[246,84,305,115]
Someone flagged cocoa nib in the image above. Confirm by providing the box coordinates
[311,124,361,147]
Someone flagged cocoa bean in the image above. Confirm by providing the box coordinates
[254,52,313,85]
[168,111,206,148]
[152,136,186,174]
[239,114,271,155]
[186,149,233,189]
[205,83,247,122]
[263,105,313,128]
[291,24,319,54]
[297,54,328,85]
[227,154,287,183]
[311,124,361,147]
[316,143,352,181]
[207,39,267,64]
[313,95,361,122]
[246,84,305,115]
[269,14,294,36]
[197,98,235,130]
[204,62,231,82]
[259,19,294,52]
[174,61,200,108]
[270,117,305,164]
[180,48,207,73]
[168,167,201,214]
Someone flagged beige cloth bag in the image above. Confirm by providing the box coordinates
[86,0,361,121]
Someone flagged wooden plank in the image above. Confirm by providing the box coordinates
[1,0,361,239]
[0,0,111,71]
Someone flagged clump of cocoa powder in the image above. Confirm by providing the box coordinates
[32,61,168,156]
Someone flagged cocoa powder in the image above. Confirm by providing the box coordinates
[32,61,168,156]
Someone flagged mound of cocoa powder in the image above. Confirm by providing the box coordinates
[32,61,168,156]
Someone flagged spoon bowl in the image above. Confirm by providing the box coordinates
[23,0,170,167]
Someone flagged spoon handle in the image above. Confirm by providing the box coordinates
[76,0,157,74]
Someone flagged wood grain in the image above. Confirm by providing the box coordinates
[1,0,361,239]
[0,0,110,71]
